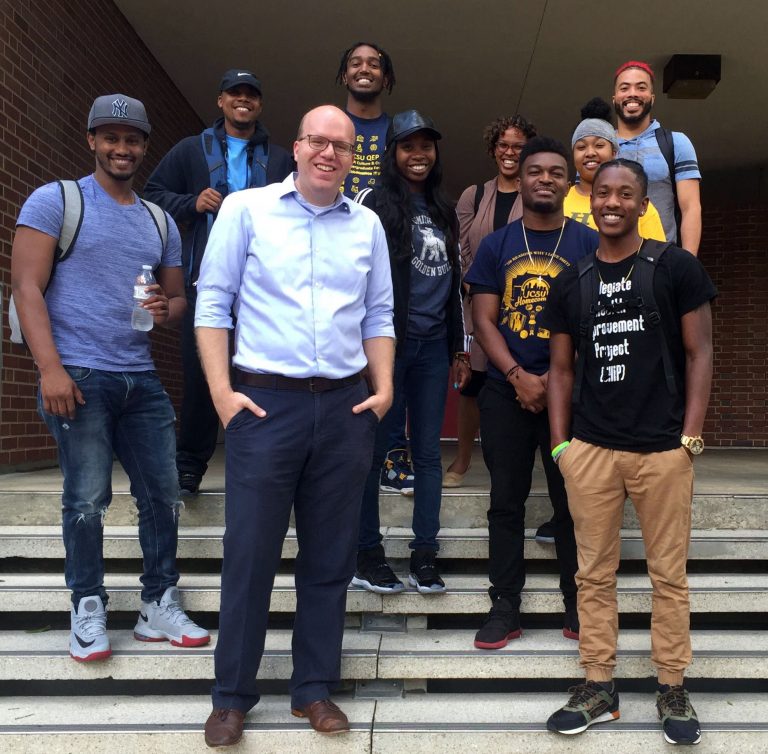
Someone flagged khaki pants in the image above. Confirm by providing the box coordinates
[558,439,694,686]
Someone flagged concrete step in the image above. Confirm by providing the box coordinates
[1,573,766,615]
[2,526,766,561]
[1,693,766,753]
[5,490,765,529]
[1,628,765,682]
[0,629,378,681]
[376,629,768,680]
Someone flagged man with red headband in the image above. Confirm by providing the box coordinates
[612,60,702,254]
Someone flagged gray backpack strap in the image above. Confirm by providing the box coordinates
[139,198,169,251]
[10,180,84,344]
[56,180,84,261]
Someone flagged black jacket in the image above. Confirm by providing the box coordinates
[361,189,465,359]
[143,117,294,286]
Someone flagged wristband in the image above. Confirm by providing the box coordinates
[505,365,520,380]
[454,351,470,365]
[551,441,570,461]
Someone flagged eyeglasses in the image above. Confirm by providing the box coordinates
[298,135,355,157]
[495,140,526,154]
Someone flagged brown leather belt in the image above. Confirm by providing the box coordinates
[233,369,363,393]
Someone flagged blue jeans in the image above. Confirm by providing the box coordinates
[358,337,449,551]
[39,367,181,608]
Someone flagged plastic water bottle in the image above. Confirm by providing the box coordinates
[131,265,155,331]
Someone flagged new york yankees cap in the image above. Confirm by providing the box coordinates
[219,69,262,95]
[87,94,151,135]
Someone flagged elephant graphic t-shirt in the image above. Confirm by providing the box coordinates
[407,193,452,340]
[466,218,598,380]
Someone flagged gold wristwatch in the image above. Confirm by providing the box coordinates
[681,435,704,455]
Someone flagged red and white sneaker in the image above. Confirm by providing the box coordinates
[133,586,210,647]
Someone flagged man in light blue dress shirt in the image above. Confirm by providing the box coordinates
[196,105,395,747]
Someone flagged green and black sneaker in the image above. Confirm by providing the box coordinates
[657,684,701,745]
[547,680,620,735]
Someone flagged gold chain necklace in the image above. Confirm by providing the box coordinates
[522,220,566,282]
[596,243,643,284]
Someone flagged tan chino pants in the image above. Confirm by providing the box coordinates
[559,439,694,686]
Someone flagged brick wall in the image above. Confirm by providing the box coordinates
[0,0,203,470]
[701,204,768,447]
[0,3,765,469]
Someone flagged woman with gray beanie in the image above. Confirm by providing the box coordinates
[564,98,665,240]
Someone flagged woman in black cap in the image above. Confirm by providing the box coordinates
[352,109,468,594]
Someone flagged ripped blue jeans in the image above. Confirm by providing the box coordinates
[39,367,181,608]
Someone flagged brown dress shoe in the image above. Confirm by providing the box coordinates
[291,699,350,734]
[204,708,246,747]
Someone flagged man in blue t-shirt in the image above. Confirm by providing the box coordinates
[337,42,413,495]
[465,136,598,651]
[612,60,702,253]
[336,41,396,199]
[144,69,293,497]
[12,94,209,664]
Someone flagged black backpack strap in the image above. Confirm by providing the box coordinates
[473,183,484,216]
[635,240,677,395]
[573,252,598,403]
[654,127,681,244]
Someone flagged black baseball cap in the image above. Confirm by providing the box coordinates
[386,109,441,147]
[219,69,262,95]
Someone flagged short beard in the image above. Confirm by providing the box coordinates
[347,86,382,104]
[614,98,653,125]
[522,196,562,215]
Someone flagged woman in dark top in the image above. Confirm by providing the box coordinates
[352,110,469,594]
[445,115,536,489]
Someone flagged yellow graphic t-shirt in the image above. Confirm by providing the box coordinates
[563,185,666,241]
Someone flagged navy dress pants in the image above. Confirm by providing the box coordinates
[211,379,377,712]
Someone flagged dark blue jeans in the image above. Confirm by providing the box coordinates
[39,367,181,608]
[358,337,449,552]
[212,379,377,713]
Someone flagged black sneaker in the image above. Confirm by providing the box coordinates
[535,518,556,544]
[408,548,446,593]
[351,546,405,594]
[656,684,701,745]
[547,680,620,735]
[563,607,579,640]
[178,472,201,496]
[474,596,522,649]
[379,448,415,496]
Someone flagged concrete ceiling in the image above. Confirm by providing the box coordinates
[115,0,767,199]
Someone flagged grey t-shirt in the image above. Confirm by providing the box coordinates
[16,174,182,371]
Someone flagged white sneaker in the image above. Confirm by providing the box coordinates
[133,586,210,647]
[70,595,111,662]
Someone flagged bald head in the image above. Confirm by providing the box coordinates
[297,105,354,142]
[293,105,356,206]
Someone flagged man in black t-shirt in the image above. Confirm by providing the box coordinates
[465,137,598,650]
[543,159,715,746]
